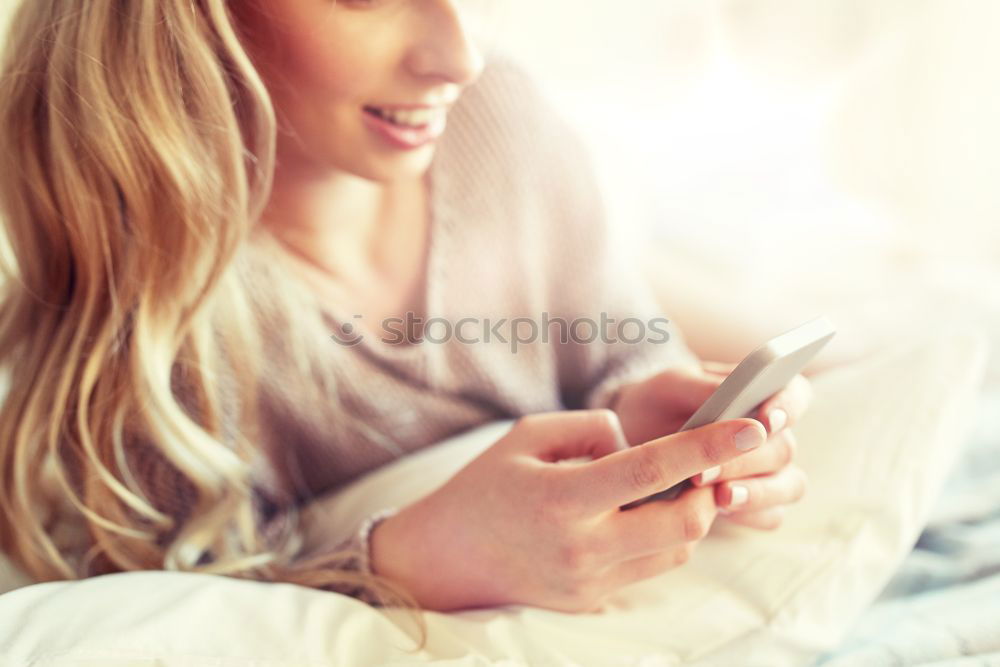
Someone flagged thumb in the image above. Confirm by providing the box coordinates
[508,410,630,463]
[574,418,769,514]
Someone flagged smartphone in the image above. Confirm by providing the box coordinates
[618,316,836,511]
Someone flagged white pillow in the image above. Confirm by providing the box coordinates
[0,329,988,666]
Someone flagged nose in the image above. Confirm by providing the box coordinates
[405,0,486,90]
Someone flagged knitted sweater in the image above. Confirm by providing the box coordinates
[144,53,700,593]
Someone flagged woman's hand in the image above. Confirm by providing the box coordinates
[610,360,812,531]
[369,410,768,613]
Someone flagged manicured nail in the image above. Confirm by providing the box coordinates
[699,466,721,484]
[768,408,788,434]
[729,485,749,506]
[734,424,766,451]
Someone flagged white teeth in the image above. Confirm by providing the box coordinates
[372,107,442,127]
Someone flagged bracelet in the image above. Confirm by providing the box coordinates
[355,507,399,575]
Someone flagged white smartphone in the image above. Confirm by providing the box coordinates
[618,316,836,511]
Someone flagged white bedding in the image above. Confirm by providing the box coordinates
[0,328,989,666]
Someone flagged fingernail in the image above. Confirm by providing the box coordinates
[729,485,749,507]
[768,408,788,434]
[699,466,721,484]
[734,424,765,451]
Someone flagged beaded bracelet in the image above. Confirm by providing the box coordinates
[354,507,399,575]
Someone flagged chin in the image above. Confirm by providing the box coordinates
[356,147,435,183]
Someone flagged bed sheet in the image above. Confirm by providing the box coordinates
[813,390,1000,666]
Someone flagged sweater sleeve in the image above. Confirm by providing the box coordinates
[573,239,703,413]
[510,67,702,411]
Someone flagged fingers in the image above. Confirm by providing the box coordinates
[713,464,808,513]
[692,429,797,487]
[592,484,718,563]
[700,364,813,437]
[559,418,768,514]
[600,542,698,592]
[757,373,813,436]
[584,465,806,578]
[509,410,630,463]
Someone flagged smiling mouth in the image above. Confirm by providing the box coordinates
[362,105,444,128]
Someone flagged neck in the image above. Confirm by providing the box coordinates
[260,164,428,286]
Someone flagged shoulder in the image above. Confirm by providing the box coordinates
[439,52,597,194]
[436,51,616,263]
[455,52,547,120]
[445,52,553,149]
[435,52,626,296]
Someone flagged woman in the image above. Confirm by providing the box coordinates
[0,0,810,650]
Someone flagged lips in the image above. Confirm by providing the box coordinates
[361,105,448,149]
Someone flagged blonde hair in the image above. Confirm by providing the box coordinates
[0,0,427,651]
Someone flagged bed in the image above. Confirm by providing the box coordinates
[0,327,994,666]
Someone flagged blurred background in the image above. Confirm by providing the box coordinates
[478,0,1000,388]
[1,1,997,387]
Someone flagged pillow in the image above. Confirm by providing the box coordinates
[0,328,988,666]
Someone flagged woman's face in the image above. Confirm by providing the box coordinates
[232,0,487,183]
